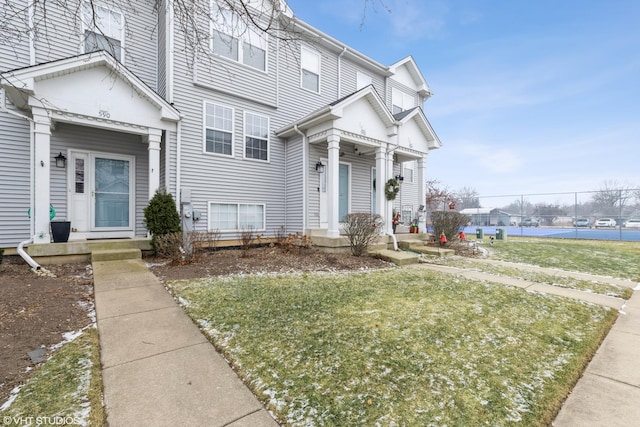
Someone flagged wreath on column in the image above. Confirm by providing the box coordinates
[384,178,400,201]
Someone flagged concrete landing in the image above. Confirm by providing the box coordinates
[410,245,455,257]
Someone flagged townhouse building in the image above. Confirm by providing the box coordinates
[0,0,441,252]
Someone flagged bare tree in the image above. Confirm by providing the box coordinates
[591,180,634,217]
[425,179,455,212]
[454,186,480,210]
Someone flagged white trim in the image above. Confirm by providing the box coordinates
[243,111,270,162]
[300,45,321,93]
[203,100,235,157]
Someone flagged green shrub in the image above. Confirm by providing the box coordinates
[143,189,181,250]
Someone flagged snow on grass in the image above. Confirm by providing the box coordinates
[168,268,616,426]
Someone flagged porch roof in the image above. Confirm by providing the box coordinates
[1,51,181,133]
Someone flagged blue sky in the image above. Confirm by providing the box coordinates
[286,0,640,198]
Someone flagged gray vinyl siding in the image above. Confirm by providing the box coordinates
[284,137,304,234]
[50,123,149,236]
[339,61,386,99]
[30,1,158,90]
[0,112,32,247]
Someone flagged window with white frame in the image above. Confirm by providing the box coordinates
[211,2,267,71]
[83,2,124,61]
[403,163,415,183]
[301,46,320,93]
[204,102,234,156]
[356,72,372,90]
[209,202,265,231]
[244,112,269,161]
[391,87,416,114]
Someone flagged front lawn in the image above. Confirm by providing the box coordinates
[169,268,616,426]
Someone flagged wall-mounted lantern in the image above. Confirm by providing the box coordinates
[315,161,325,173]
[395,175,404,182]
[54,152,66,168]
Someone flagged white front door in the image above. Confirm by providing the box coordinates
[68,151,135,239]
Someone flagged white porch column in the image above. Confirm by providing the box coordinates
[326,133,340,238]
[375,146,387,226]
[148,128,162,198]
[385,149,395,234]
[417,154,427,231]
[31,106,52,243]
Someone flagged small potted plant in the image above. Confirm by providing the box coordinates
[410,219,419,234]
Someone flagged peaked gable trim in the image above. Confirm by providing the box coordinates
[1,51,180,123]
[277,85,396,137]
[396,106,442,149]
[388,56,431,97]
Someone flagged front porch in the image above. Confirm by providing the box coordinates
[14,230,433,266]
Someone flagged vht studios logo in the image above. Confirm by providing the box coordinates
[3,416,82,426]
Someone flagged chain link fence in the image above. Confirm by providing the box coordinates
[451,188,640,241]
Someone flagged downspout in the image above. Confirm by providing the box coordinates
[337,47,347,99]
[18,239,40,270]
[293,125,307,232]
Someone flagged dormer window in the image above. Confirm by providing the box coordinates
[82,2,124,61]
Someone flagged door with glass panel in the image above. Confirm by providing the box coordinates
[92,155,133,230]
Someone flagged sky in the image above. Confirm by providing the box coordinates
[286,0,640,200]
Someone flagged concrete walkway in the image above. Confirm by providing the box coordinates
[92,252,639,426]
[412,261,640,427]
[92,258,278,427]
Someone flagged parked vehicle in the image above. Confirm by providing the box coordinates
[623,219,640,228]
[573,218,591,227]
[520,218,540,227]
[594,218,617,228]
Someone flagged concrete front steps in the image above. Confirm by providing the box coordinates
[91,248,142,263]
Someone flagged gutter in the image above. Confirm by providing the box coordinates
[17,238,41,270]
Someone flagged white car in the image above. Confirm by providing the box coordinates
[594,218,617,228]
[623,219,640,228]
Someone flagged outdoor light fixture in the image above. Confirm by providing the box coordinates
[54,152,66,168]
[395,175,404,182]
[315,161,325,173]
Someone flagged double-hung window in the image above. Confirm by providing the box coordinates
[209,203,265,231]
[211,2,267,71]
[244,112,269,161]
[204,102,234,156]
[301,46,320,93]
[83,2,124,61]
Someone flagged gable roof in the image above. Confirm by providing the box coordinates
[1,51,180,126]
[388,56,432,97]
[394,106,441,150]
[277,85,396,137]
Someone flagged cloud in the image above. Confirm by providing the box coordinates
[458,143,523,174]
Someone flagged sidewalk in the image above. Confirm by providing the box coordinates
[414,261,640,427]
[92,257,278,427]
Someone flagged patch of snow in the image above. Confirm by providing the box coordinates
[0,385,23,411]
